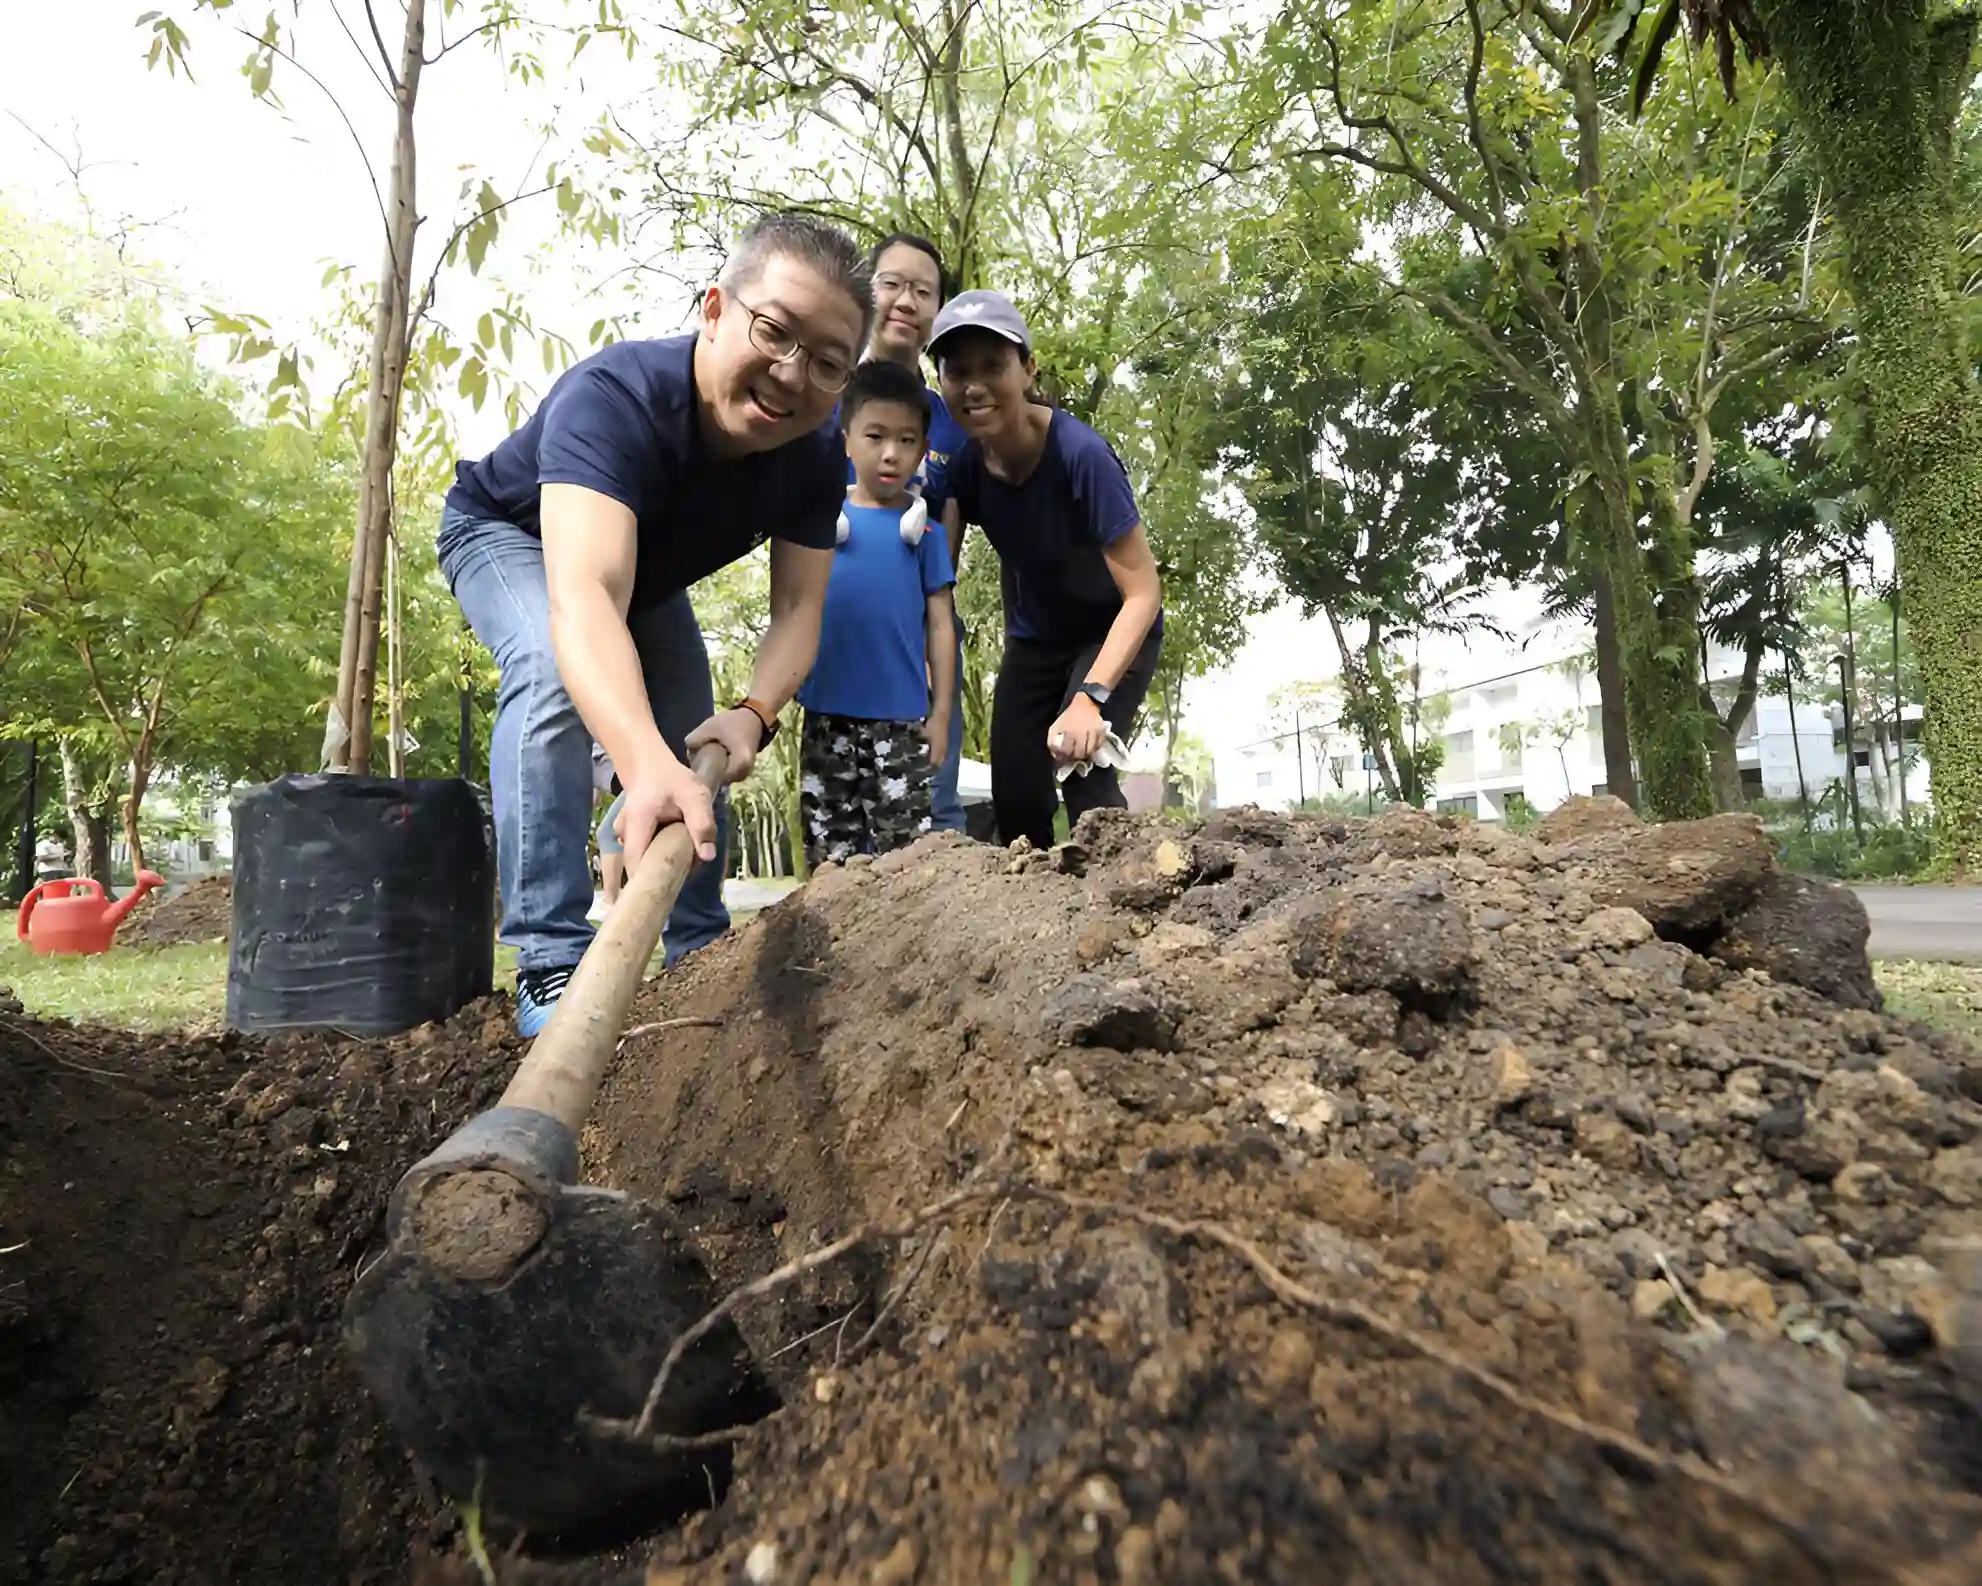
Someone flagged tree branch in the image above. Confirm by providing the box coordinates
[355,0,401,90]
[793,41,944,192]
[409,183,557,334]
[1395,281,1574,441]
[1461,0,1507,223]
[330,0,394,97]
[234,27,390,247]
[1296,21,1501,238]
[1677,408,1717,525]
[425,18,507,66]
[1515,9,1568,70]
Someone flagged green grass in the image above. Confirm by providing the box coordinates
[5,923,1978,1051]
[1875,959,1982,1047]
[0,894,764,1033]
[0,940,230,1032]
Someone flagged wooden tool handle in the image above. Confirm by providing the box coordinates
[500,742,730,1128]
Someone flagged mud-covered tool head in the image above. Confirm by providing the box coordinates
[342,1108,774,1540]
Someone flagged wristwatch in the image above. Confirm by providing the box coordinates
[1076,681,1112,708]
[733,697,780,748]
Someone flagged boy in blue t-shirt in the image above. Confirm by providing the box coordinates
[798,361,957,864]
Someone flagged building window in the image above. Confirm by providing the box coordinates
[1437,794,1479,817]
[1256,769,1274,790]
[1443,729,1476,781]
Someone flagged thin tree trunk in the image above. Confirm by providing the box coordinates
[329,0,427,774]
[1785,660,1812,821]
[785,757,808,882]
[1702,635,1764,812]
[936,0,979,286]
[1158,680,1187,808]
[1705,706,1746,810]
[1322,611,1402,800]
[1564,50,1711,821]
[1591,567,1638,807]
[1766,0,1982,870]
[122,751,151,877]
[58,739,114,888]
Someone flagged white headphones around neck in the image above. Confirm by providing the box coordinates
[837,493,929,547]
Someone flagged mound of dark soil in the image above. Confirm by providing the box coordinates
[120,873,233,950]
[536,804,1982,1584]
[7,802,1982,1586]
[0,992,523,1583]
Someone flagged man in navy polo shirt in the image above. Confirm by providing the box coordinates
[439,213,870,1035]
[856,232,971,831]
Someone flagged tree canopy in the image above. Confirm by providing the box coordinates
[8,0,1982,873]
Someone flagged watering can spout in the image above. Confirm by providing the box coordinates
[104,870,166,928]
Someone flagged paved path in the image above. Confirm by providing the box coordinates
[1853,885,1982,962]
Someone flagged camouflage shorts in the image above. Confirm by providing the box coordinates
[799,712,933,867]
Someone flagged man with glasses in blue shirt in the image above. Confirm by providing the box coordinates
[439,213,870,1034]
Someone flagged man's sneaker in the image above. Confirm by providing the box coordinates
[515,964,575,1038]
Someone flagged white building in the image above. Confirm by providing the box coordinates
[1214,640,1927,822]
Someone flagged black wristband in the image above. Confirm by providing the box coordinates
[733,697,778,748]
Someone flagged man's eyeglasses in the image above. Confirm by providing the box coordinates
[874,272,937,305]
[731,296,854,393]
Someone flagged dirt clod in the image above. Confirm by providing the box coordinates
[1713,871,1883,1011]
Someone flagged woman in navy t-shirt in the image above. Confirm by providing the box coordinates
[931,290,1164,850]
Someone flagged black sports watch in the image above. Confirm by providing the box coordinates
[1076,681,1112,708]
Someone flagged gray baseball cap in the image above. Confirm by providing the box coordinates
[928,289,1031,359]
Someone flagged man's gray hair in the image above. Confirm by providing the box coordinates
[720,213,874,343]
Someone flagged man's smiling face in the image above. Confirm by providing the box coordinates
[697,254,865,453]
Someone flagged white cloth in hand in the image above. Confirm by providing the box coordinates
[1053,728,1131,783]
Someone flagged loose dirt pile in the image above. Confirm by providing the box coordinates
[0,989,524,1583]
[553,799,1982,1584]
[5,801,1982,1585]
[120,872,233,949]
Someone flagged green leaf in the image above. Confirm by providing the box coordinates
[1630,0,1682,118]
[1592,0,1643,57]
[476,312,494,348]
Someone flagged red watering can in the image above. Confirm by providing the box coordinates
[16,871,166,956]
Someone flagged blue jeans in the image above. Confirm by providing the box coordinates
[437,504,730,972]
[930,630,966,832]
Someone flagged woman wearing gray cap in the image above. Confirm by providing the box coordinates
[929,289,1164,850]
